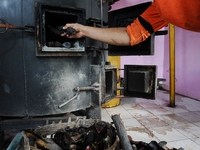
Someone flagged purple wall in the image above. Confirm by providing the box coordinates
[163,27,200,100]
[111,0,200,100]
[111,0,152,11]
[119,35,165,79]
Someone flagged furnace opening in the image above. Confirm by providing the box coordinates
[45,11,78,48]
[104,68,117,103]
[106,71,113,94]
[35,2,86,56]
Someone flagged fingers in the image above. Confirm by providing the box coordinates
[61,32,76,38]
[63,23,74,30]
[61,24,76,38]
[61,23,84,38]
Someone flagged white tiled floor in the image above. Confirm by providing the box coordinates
[101,90,200,150]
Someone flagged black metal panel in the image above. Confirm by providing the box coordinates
[0,0,26,116]
[124,65,157,99]
[108,2,154,56]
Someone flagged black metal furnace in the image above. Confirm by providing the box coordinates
[0,1,164,130]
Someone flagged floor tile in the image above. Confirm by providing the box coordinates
[135,97,153,103]
[193,121,200,127]
[192,137,200,146]
[193,111,200,116]
[101,116,113,123]
[152,98,170,106]
[108,110,133,119]
[126,130,159,144]
[156,91,170,100]
[105,105,126,113]
[101,90,200,150]
[101,108,110,118]
[167,139,200,150]
[173,123,200,139]
[127,108,154,118]
[176,111,200,123]
[139,101,161,109]
[121,99,143,110]
[137,116,169,128]
[179,98,200,111]
[157,114,189,126]
[149,126,187,142]
[145,107,173,116]
[162,105,189,114]
[122,104,144,110]
[122,118,144,129]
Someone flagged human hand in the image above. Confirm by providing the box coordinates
[61,23,84,38]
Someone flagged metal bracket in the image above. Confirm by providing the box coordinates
[157,78,166,89]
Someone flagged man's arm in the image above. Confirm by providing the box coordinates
[61,23,131,46]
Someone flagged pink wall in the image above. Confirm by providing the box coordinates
[111,0,200,100]
[163,27,200,100]
[111,0,152,11]
[120,35,165,78]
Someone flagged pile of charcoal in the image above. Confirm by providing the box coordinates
[52,121,117,150]
[1,115,184,150]
[52,124,184,150]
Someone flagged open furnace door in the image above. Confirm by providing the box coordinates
[123,65,157,99]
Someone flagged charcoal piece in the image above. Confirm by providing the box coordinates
[149,141,165,150]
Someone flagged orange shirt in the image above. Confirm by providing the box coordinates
[155,0,200,32]
[126,0,200,46]
[141,0,200,32]
[140,1,168,32]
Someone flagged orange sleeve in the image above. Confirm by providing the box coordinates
[140,1,168,32]
[126,18,151,46]
[126,1,168,46]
